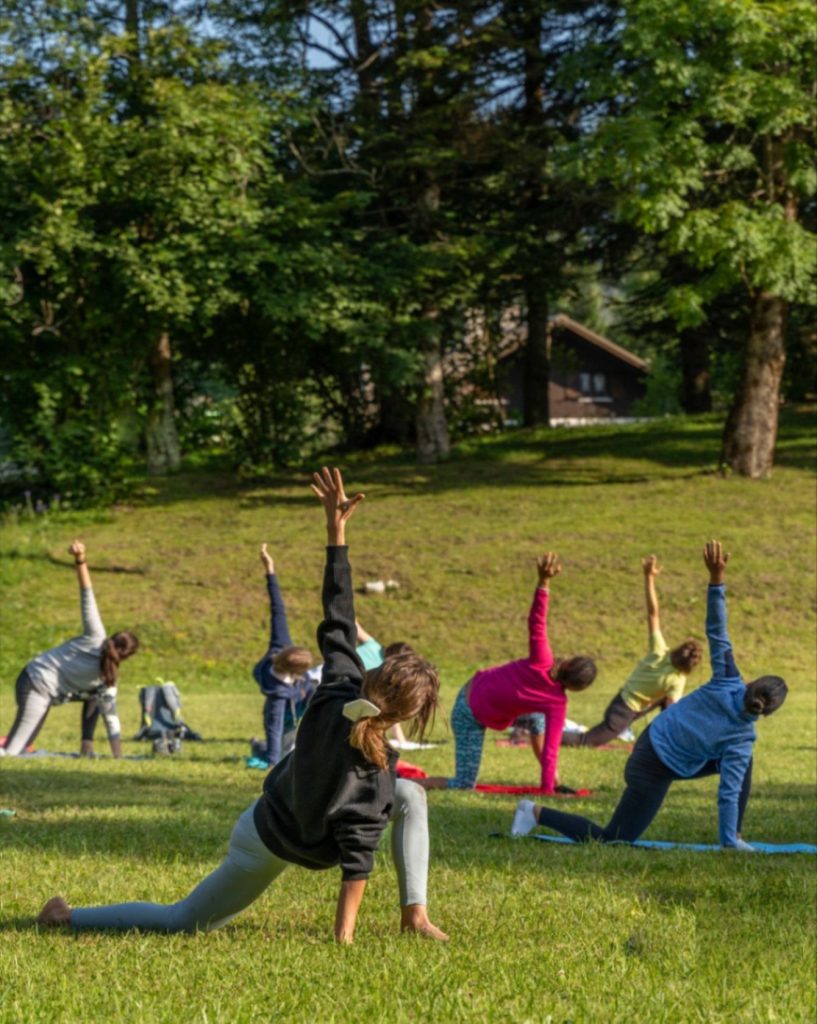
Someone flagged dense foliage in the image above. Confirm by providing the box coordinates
[1,1,814,501]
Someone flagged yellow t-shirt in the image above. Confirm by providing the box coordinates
[619,630,687,712]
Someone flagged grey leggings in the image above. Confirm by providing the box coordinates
[0,670,52,757]
[71,779,430,933]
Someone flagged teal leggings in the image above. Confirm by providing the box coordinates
[447,684,486,789]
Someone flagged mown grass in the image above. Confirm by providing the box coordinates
[1,409,816,1024]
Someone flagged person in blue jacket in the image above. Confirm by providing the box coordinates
[251,544,314,767]
[511,540,788,851]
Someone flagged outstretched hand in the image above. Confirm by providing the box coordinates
[536,552,561,588]
[642,554,661,577]
[310,467,364,545]
[703,540,729,584]
[260,543,275,575]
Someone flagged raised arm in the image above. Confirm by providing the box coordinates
[642,555,661,638]
[311,468,366,687]
[703,540,739,679]
[529,553,559,668]
[259,544,293,655]
[69,541,105,639]
[69,540,91,590]
[355,620,374,644]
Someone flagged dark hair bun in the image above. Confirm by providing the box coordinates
[744,675,787,717]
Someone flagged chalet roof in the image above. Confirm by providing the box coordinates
[497,311,648,372]
[447,308,649,383]
[549,314,648,372]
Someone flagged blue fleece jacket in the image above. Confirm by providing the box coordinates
[649,584,756,847]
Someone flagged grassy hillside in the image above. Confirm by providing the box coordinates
[1,409,815,1023]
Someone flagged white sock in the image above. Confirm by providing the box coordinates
[511,799,537,837]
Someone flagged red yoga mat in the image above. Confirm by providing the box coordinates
[475,783,592,797]
[395,761,591,797]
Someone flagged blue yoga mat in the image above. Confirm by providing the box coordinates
[525,833,817,855]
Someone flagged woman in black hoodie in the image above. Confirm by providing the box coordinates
[37,468,445,943]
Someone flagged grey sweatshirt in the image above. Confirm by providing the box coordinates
[26,585,108,702]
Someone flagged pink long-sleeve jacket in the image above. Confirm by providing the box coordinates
[468,588,566,793]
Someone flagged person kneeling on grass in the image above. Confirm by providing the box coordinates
[249,543,315,768]
[511,541,787,851]
[420,552,596,795]
[37,468,447,943]
[561,554,702,748]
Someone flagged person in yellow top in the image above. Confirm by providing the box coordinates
[562,556,702,747]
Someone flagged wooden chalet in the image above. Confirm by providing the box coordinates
[497,313,648,424]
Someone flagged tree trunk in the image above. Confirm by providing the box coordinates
[145,331,181,474]
[523,288,550,426]
[679,324,712,413]
[720,291,786,478]
[519,8,549,428]
[415,314,450,464]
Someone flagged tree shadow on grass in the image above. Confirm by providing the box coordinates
[0,551,148,574]
[0,766,247,812]
[123,407,816,510]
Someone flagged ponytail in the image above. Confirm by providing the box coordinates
[99,631,140,687]
[349,717,389,770]
[348,651,440,769]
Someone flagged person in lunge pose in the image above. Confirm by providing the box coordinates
[0,541,137,758]
[511,541,787,850]
[561,555,702,748]
[38,468,447,942]
[249,544,314,767]
[420,553,596,794]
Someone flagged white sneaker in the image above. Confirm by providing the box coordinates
[511,799,537,837]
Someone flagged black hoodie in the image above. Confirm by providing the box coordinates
[253,545,397,880]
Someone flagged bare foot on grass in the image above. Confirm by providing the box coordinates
[400,905,449,941]
[37,896,72,927]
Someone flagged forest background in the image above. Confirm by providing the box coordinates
[1,0,815,505]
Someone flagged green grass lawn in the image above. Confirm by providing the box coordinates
[1,410,816,1023]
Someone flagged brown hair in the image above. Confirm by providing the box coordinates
[99,631,139,687]
[350,651,439,769]
[670,639,703,674]
[272,646,313,677]
[383,641,413,658]
[555,656,597,692]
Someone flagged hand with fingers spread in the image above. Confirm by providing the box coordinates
[310,467,365,546]
[536,552,562,590]
[260,543,275,575]
[704,540,729,585]
[642,554,661,578]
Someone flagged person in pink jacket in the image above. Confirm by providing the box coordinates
[420,553,596,794]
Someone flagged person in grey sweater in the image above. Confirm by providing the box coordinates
[0,541,139,758]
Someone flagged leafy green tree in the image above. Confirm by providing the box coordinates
[575,0,816,476]
[0,4,271,492]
